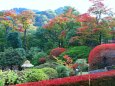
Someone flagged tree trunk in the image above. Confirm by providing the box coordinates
[112,28,115,43]
[5,26,10,48]
[58,40,61,47]
[24,29,27,50]
[99,32,102,44]
[5,26,9,38]
[58,39,64,47]
[96,12,102,45]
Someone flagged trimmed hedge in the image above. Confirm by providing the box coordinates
[60,46,92,62]
[42,67,58,79]
[16,70,115,86]
[88,43,115,70]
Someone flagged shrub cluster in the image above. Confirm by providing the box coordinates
[16,70,115,86]
[36,62,61,69]
[0,70,18,85]
[56,65,70,78]
[60,46,92,62]
[32,52,47,66]
[24,69,49,82]
[0,48,26,70]
[42,67,58,79]
[0,67,59,85]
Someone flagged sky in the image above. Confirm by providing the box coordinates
[0,0,115,13]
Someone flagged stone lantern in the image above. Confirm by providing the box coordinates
[21,60,34,69]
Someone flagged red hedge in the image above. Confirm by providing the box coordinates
[16,70,115,86]
[50,47,66,57]
[88,43,115,69]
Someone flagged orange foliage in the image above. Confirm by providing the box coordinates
[69,36,79,43]
[43,8,77,30]
[77,26,88,32]
[4,10,17,18]
[77,13,92,22]
[50,47,66,57]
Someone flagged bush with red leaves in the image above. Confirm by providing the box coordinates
[88,43,115,70]
[38,57,46,64]
[16,70,115,86]
[50,47,66,57]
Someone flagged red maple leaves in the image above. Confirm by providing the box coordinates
[50,47,66,57]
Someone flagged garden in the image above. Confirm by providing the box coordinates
[0,0,115,86]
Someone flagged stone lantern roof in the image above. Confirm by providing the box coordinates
[21,60,34,68]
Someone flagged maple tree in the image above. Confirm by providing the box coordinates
[0,10,17,37]
[105,17,115,42]
[77,17,111,46]
[0,10,35,49]
[0,10,21,50]
[17,10,35,50]
[88,0,113,44]
[43,8,80,47]
[52,55,78,72]
[71,0,113,46]
[88,0,111,24]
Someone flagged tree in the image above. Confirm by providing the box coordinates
[55,6,79,15]
[34,14,48,26]
[17,10,35,50]
[7,32,22,48]
[105,17,115,42]
[0,11,17,49]
[88,0,113,44]
[43,8,80,47]
[0,24,6,51]
[73,0,113,46]
[0,10,16,37]
[88,0,111,24]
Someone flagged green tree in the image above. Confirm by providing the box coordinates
[17,10,35,50]
[0,24,6,51]
[0,48,26,70]
[7,32,22,48]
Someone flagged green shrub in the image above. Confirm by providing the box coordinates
[0,52,4,66]
[16,71,28,84]
[1,70,18,85]
[42,67,58,79]
[76,59,88,72]
[0,48,26,69]
[60,46,92,61]
[0,70,2,75]
[25,69,49,82]
[15,48,26,58]
[0,70,5,86]
[0,79,5,86]
[56,65,70,78]
[26,47,41,61]
[32,52,47,66]
[36,62,61,69]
